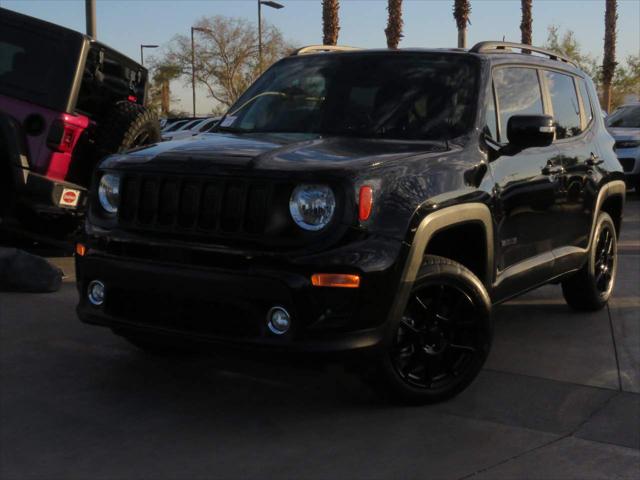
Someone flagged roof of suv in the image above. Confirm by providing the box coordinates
[290,41,585,77]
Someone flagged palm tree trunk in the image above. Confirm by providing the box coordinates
[322,0,340,46]
[161,80,170,115]
[602,0,617,112]
[520,0,532,45]
[453,0,471,49]
[385,0,403,49]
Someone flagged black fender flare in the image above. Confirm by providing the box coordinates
[386,202,494,326]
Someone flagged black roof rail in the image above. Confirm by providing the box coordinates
[470,41,577,68]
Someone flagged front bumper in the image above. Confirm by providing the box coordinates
[76,241,402,353]
[13,165,87,215]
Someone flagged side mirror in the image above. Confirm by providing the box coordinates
[507,115,555,149]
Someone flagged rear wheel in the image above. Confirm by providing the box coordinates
[562,212,617,311]
[371,255,492,404]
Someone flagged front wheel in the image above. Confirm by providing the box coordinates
[370,255,493,404]
[562,212,618,311]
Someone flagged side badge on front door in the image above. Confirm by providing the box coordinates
[501,237,518,247]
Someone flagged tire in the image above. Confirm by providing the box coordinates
[94,101,161,159]
[562,212,617,311]
[369,255,493,404]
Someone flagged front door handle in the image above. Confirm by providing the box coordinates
[586,153,603,166]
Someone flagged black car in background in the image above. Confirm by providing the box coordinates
[75,42,625,403]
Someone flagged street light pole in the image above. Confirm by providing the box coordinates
[140,44,158,66]
[257,1,284,72]
[85,0,97,38]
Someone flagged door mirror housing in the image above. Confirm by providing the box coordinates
[507,115,555,149]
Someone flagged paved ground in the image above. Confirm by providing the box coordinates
[1,199,638,480]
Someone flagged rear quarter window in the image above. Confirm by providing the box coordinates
[0,20,82,112]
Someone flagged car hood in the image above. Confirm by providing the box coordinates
[101,132,449,175]
[607,127,640,141]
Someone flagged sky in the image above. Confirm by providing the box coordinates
[3,0,639,115]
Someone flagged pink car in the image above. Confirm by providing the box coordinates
[0,7,160,232]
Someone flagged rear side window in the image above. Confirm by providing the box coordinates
[0,21,82,112]
[494,67,543,143]
[577,78,593,125]
[544,71,582,139]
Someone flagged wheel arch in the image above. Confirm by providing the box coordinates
[590,180,626,247]
[386,202,494,325]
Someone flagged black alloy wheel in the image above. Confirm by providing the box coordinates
[562,212,618,311]
[392,283,485,390]
[594,224,616,295]
[372,255,492,404]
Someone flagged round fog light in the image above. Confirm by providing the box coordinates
[87,280,105,306]
[267,306,291,335]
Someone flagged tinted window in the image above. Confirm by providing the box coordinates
[606,105,640,128]
[577,78,593,124]
[165,120,188,132]
[0,21,82,111]
[545,71,581,139]
[494,68,543,142]
[221,53,479,140]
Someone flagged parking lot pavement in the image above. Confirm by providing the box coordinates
[1,200,639,480]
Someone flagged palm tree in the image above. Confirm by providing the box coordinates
[453,0,471,49]
[322,0,340,45]
[151,63,181,115]
[385,0,403,49]
[520,0,532,45]
[602,0,618,112]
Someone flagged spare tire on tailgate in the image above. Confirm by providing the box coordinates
[95,101,161,158]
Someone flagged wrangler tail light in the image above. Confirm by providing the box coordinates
[45,113,90,181]
[46,114,89,153]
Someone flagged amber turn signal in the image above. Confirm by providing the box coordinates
[311,273,360,288]
[75,243,87,257]
[359,186,373,221]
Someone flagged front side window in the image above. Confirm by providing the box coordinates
[219,53,479,140]
[545,71,582,139]
[493,67,543,143]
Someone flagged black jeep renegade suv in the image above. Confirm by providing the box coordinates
[76,42,625,403]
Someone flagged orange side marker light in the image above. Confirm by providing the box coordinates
[311,273,360,288]
[75,243,87,257]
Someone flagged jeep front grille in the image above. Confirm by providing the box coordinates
[117,174,275,238]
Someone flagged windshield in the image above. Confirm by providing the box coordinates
[218,53,479,140]
[606,105,640,128]
[165,120,188,132]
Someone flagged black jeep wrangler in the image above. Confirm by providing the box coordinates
[0,7,160,233]
[76,42,625,403]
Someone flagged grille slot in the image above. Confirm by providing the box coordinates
[118,174,272,238]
